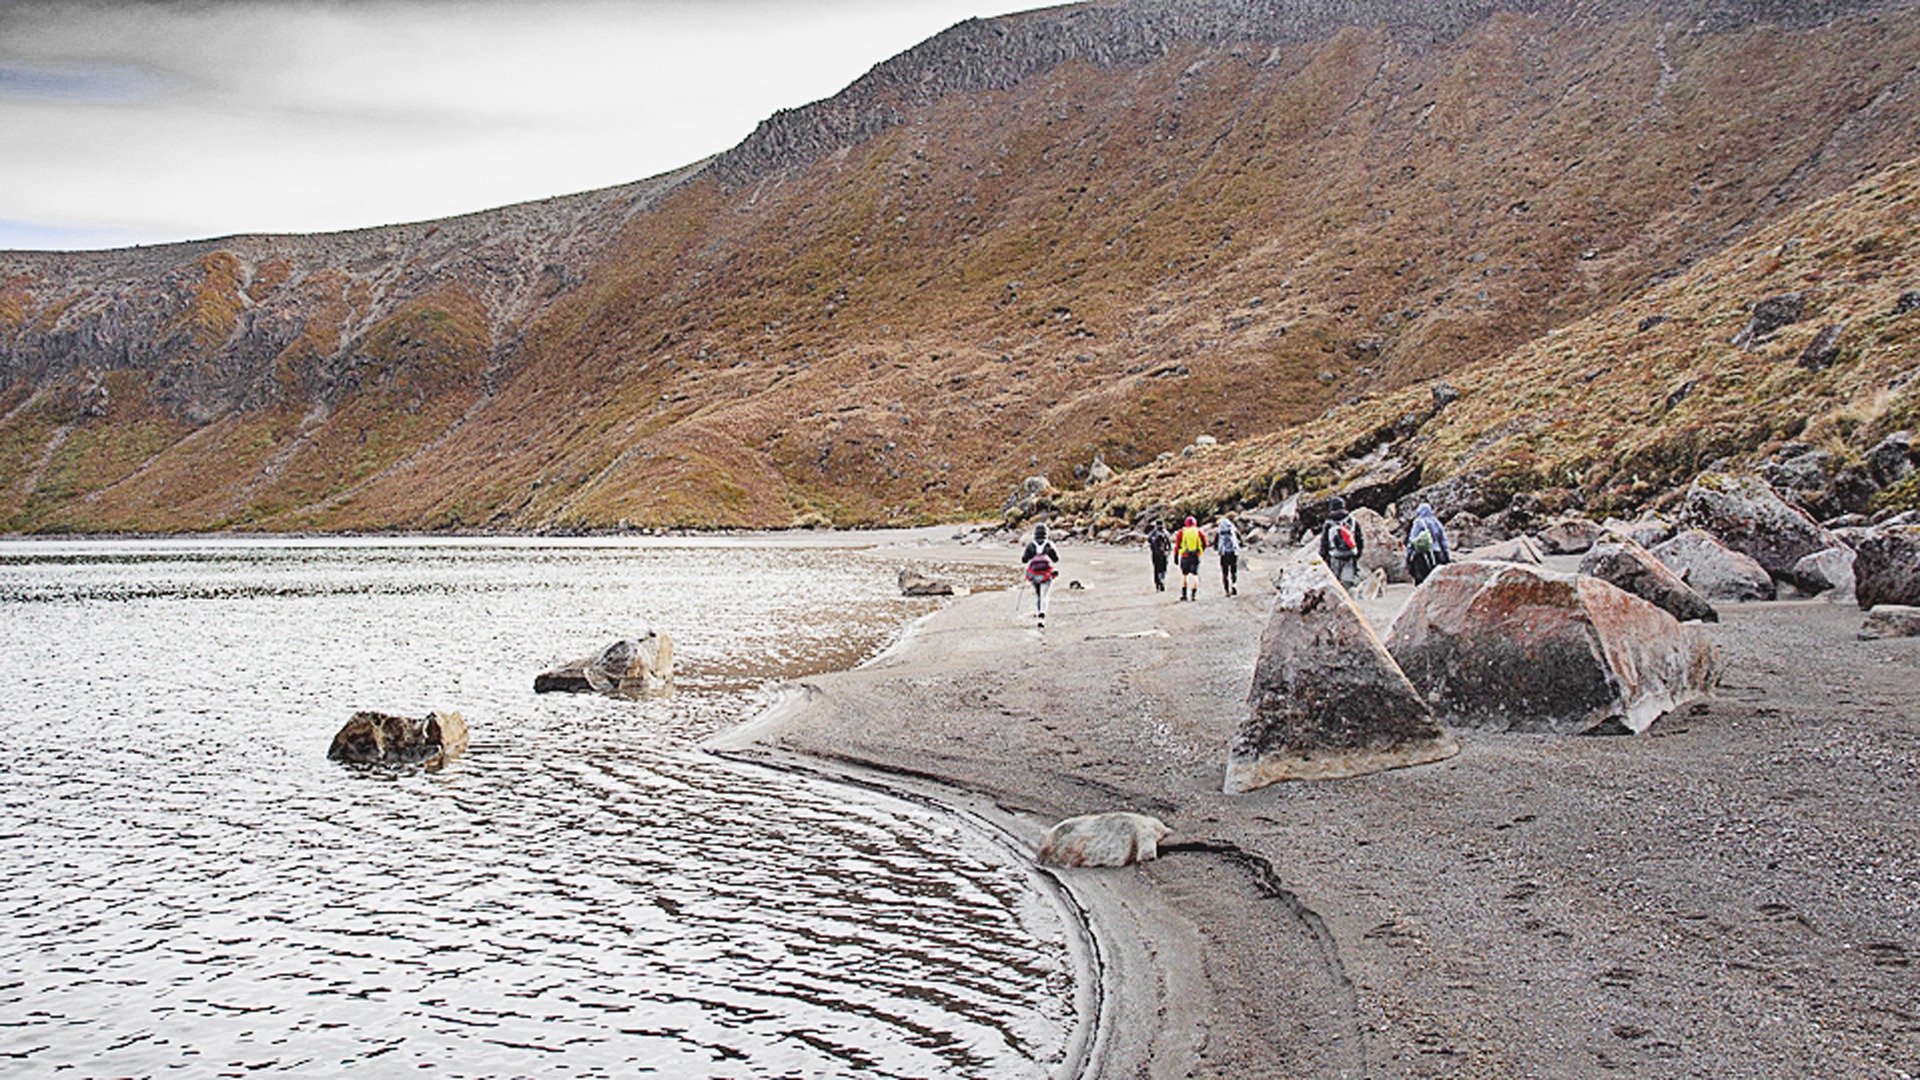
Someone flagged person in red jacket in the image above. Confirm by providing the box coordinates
[1173,515,1207,601]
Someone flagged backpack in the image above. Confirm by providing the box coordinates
[1328,517,1358,556]
[1409,524,1435,554]
[1026,553,1057,583]
[1178,527,1204,555]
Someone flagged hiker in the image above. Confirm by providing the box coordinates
[1146,520,1171,592]
[1214,514,1240,595]
[1319,496,1364,588]
[1174,515,1207,601]
[1022,523,1061,623]
[1405,501,1451,584]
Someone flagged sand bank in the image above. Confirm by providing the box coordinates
[712,535,1919,1078]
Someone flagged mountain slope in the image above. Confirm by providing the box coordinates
[3,0,1919,531]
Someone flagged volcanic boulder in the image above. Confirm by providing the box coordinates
[1384,562,1720,735]
[1680,473,1840,579]
[1225,554,1458,794]
[328,710,468,768]
[1858,605,1920,640]
[1651,529,1778,602]
[1579,534,1719,623]
[1037,812,1171,868]
[1536,516,1603,555]
[1790,547,1857,602]
[1353,506,1409,584]
[536,630,676,696]
[1852,525,1920,609]
[1467,535,1546,566]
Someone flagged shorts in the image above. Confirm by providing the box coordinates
[1179,553,1201,575]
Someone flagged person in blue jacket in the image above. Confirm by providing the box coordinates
[1405,502,1451,584]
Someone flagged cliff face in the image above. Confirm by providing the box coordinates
[3,0,1918,531]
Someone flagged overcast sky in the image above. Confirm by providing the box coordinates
[0,0,1037,251]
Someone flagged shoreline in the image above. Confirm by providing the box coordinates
[711,536,1920,1077]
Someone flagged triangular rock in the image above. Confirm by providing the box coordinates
[1226,554,1458,793]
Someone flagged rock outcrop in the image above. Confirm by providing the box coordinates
[1579,534,1719,623]
[1226,554,1457,793]
[1651,529,1778,602]
[327,710,468,768]
[535,632,675,696]
[1385,562,1720,735]
[1037,812,1171,868]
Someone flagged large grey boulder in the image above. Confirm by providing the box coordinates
[328,710,468,768]
[1226,554,1458,793]
[1852,525,1920,609]
[1353,506,1409,584]
[1385,562,1719,735]
[1579,534,1719,623]
[1037,812,1171,868]
[1651,530,1777,602]
[1790,547,1856,602]
[1680,472,1840,580]
[536,631,675,696]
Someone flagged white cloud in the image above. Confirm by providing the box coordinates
[0,0,1034,250]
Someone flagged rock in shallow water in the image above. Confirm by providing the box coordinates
[1226,554,1457,793]
[328,710,468,768]
[535,631,675,696]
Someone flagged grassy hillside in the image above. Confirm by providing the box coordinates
[1064,156,1920,529]
[3,2,1918,531]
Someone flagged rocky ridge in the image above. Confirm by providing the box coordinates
[4,0,1920,532]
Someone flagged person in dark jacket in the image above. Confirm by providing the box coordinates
[1318,496,1364,588]
[1146,520,1171,592]
[1214,515,1241,596]
[1405,502,1451,584]
[1021,524,1061,622]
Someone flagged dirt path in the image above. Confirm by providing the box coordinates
[713,537,1920,1078]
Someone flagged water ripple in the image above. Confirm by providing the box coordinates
[0,538,1074,1078]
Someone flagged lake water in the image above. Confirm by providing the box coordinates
[0,537,1084,1078]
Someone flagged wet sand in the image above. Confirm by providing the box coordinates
[710,535,1920,1079]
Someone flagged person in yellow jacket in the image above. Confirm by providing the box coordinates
[1174,515,1207,601]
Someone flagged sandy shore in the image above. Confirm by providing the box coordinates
[710,534,1920,1079]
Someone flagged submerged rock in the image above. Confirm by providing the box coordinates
[536,631,675,696]
[898,568,962,596]
[1226,554,1457,793]
[1385,562,1719,735]
[328,710,468,768]
[1038,812,1171,868]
